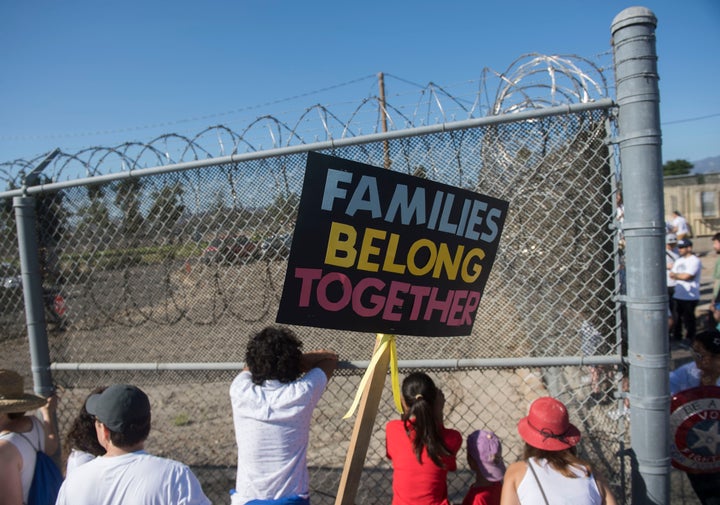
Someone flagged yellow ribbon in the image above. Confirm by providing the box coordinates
[343,333,402,419]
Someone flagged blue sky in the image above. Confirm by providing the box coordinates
[1,0,718,167]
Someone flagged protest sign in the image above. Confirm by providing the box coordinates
[277,151,509,336]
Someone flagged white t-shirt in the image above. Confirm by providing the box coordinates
[0,416,45,504]
[230,368,328,504]
[671,254,702,300]
[673,215,690,236]
[55,450,210,505]
[666,248,679,288]
[65,448,96,477]
[517,457,602,505]
[670,361,720,395]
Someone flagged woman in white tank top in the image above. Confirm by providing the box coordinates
[0,369,58,504]
[500,397,617,505]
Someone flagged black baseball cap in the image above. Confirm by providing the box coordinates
[677,239,693,248]
[86,384,151,432]
[697,329,720,355]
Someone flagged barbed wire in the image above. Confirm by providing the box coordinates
[0,53,612,188]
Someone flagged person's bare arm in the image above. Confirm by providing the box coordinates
[300,350,339,380]
[499,461,525,505]
[595,471,618,505]
[0,440,24,505]
[39,394,59,455]
[669,272,694,281]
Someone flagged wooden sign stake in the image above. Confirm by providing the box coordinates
[334,336,391,505]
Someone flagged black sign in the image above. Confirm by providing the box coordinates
[276,152,509,336]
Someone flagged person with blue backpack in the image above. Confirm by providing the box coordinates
[0,369,59,505]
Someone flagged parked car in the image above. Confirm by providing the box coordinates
[257,233,293,260]
[202,235,257,264]
[0,262,66,328]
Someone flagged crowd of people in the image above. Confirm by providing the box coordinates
[1,329,619,505]
[2,315,719,504]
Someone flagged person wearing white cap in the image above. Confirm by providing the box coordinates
[671,210,690,240]
[0,369,58,505]
[500,397,617,505]
[670,238,702,343]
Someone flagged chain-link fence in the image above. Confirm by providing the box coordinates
[1,104,636,503]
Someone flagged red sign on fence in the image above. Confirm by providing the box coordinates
[276,152,509,336]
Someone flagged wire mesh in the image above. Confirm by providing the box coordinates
[1,53,612,187]
[1,107,636,503]
[2,110,617,361]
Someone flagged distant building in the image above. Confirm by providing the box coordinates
[664,173,720,237]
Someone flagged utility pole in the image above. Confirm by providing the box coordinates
[378,72,391,169]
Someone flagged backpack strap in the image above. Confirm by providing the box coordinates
[16,431,39,452]
[14,416,44,452]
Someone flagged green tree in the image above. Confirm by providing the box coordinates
[265,193,299,231]
[114,179,145,243]
[2,174,66,283]
[663,159,693,176]
[148,183,185,241]
[208,190,230,232]
[0,191,16,258]
[77,183,113,246]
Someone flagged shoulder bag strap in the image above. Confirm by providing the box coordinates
[527,459,550,505]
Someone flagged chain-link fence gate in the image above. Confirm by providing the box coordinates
[2,104,629,503]
[1,7,682,505]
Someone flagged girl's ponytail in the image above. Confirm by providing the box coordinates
[401,372,451,467]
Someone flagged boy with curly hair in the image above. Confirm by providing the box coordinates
[230,326,338,505]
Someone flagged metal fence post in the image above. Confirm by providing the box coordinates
[13,196,54,398]
[611,7,669,505]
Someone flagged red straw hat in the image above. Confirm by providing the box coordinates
[517,397,581,451]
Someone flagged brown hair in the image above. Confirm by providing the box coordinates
[523,443,594,479]
[65,387,107,457]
